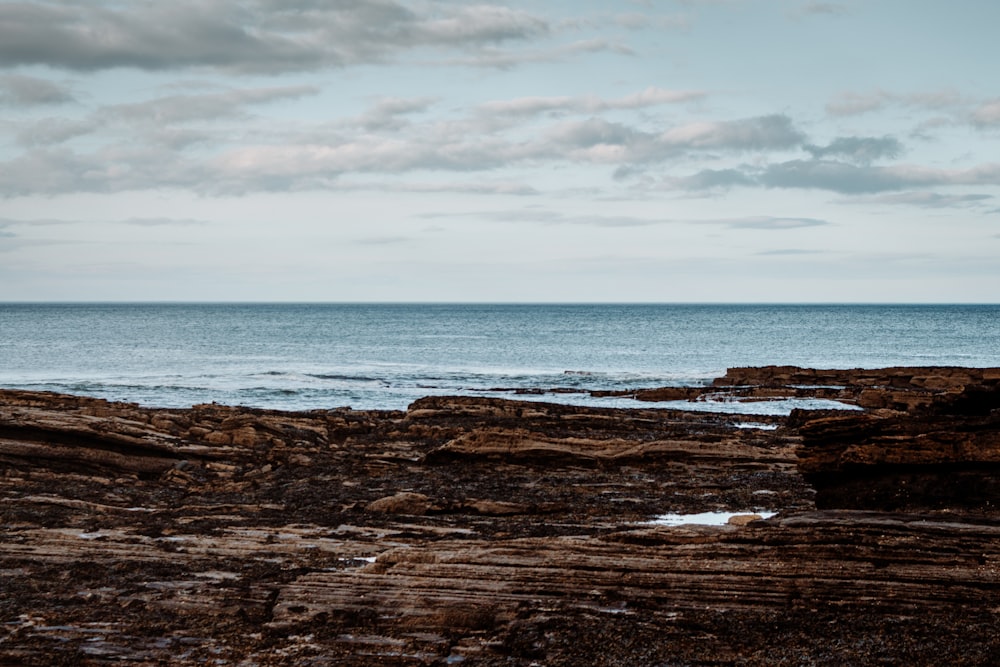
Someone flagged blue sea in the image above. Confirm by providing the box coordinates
[0,304,997,413]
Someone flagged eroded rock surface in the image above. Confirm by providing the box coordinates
[716,364,1000,413]
[2,370,999,665]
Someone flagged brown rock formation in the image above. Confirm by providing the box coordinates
[793,393,1000,511]
[716,364,1000,413]
[2,374,1000,665]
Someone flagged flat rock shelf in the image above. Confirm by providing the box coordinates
[2,366,999,665]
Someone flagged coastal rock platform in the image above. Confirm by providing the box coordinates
[2,367,999,665]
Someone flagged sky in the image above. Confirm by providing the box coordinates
[1,0,999,302]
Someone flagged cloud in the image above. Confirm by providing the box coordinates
[755,249,828,256]
[0,1,553,74]
[699,216,829,230]
[544,114,804,167]
[108,86,320,125]
[0,216,208,228]
[419,207,670,227]
[413,4,548,44]
[0,108,812,196]
[0,219,83,252]
[352,236,413,246]
[353,97,438,131]
[547,118,639,147]
[0,74,75,106]
[477,86,705,117]
[122,218,208,227]
[613,13,691,31]
[971,99,1000,128]
[545,113,806,164]
[826,89,965,117]
[0,149,99,196]
[335,180,540,196]
[16,117,101,147]
[438,38,632,69]
[791,3,849,18]
[420,210,829,230]
[759,160,1000,194]
[673,160,1000,195]
[669,168,756,190]
[803,136,902,164]
[838,192,994,209]
[657,114,805,151]
[12,85,319,147]
[0,217,77,228]
[908,116,954,141]
[826,91,887,117]
[0,236,70,253]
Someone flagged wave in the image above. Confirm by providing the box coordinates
[305,373,389,384]
[2,376,865,415]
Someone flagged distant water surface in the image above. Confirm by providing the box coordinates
[0,304,997,411]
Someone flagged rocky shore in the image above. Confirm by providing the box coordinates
[2,367,999,665]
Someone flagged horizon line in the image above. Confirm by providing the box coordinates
[2,301,998,307]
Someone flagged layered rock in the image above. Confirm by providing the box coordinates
[2,374,1000,665]
[716,364,1000,413]
[795,410,1000,511]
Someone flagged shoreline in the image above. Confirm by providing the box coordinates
[2,366,999,664]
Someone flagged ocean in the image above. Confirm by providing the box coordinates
[1,303,997,413]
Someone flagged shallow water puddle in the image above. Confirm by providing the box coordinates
[731,422,780,430]
[648,511,777,526]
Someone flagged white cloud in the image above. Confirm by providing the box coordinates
[971,99,1000,127]
[11,85,319,148]
[476,86,705,117]
[437,38,633,69]
[409,5,548,45]
[0,106,810,195]
[657,114,804,151]
[826,89,966,117]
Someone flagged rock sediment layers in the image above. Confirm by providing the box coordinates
[2,369,999,665]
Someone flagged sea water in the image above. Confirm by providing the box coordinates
[0,303,997,412]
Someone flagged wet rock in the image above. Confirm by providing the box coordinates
[715,365,1000,414]
[796,377,1000,510]
[466,499,526,516]
[366,492,432,515]
[3,376,1000,665]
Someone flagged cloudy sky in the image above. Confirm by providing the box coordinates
[1,0,998,302]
